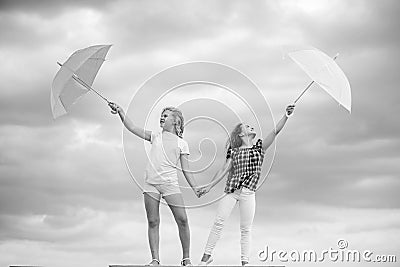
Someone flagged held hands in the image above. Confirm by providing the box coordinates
[194,187,203,198]
[196,184,212,198]
[285,104,295,117]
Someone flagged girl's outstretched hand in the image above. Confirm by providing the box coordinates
[286,104,295,117]
[108,102,121,114]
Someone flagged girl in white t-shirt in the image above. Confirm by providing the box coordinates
[109,102,201,266]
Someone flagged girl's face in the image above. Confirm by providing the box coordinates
[160,110,175,129]
[241,124,256,138]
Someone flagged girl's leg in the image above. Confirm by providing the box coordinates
[201,193,238,262]
[144,192,162,264]
[239,189,256,265]
[163,193,191,264]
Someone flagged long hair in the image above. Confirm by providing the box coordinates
[162,107,184,138]
[226,123,243,150]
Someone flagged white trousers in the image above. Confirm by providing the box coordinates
[204,187,256,262]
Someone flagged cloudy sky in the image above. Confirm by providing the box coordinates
[1,0,399,266]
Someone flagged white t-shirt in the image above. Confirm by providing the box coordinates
[145,131,190,184]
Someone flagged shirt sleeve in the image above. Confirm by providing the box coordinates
[180,139,190,155]
[226,147,232,159]
[149,132,157,144]
[255,139,263,152]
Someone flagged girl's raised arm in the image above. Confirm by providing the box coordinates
[109,102,152,141]
[262,104,295,151]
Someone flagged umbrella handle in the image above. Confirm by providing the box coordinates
[292,53,339,104]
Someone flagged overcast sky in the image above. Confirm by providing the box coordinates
[0,0,399,266]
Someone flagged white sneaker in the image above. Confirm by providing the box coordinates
[198,257,213,266]
[181,258,193,266]
[146,259,160,266]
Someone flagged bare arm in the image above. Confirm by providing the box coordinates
[262,104,295,151]
[208,158,232,190]
[109,102,152,141]
[180,154,200,197]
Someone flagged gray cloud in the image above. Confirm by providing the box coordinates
[0,0,113,15]
[298,0,400,51]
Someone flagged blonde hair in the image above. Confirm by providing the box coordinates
[226,123,243,150]
[162,107,184,138]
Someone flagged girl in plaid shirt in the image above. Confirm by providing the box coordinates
[199,104,295,266]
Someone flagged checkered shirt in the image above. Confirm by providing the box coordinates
[224,139,265,193]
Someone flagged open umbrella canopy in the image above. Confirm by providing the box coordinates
[51,44,112,119]
[287,47,352,113]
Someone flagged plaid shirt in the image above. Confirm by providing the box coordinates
[224,139,265,193]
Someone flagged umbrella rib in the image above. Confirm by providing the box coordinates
[292,53,339,104]
[57,62,110,104]
[72,75,109,103]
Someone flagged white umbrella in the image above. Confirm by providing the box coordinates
[288,47,352,113]
[51,44,112,119]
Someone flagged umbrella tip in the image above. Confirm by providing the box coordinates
[333,53,340,59]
